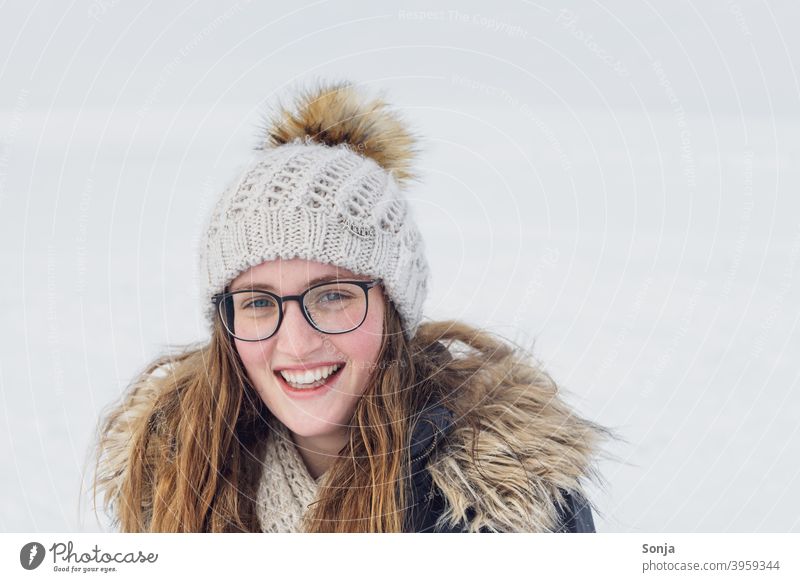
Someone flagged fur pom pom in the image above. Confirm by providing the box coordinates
[258,79,419,186]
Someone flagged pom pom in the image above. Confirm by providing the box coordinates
[258,79,420,186]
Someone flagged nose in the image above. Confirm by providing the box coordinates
[274,299,324,357]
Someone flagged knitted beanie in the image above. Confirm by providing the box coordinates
[198,80,429,339]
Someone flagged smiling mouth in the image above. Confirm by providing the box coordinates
[275,363,345,390]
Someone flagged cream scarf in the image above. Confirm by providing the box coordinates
[255,420,323,533]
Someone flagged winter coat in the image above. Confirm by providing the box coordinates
[98,341,602,533]
[395,337,601,533]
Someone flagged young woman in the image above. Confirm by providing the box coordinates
[92,80,610,533]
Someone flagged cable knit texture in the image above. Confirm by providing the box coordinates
[197,81,430,340]
[256,419,322,533]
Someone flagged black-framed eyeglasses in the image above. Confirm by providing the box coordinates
[211,278,382,342]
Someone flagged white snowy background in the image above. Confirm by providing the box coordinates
[1,0,798,533]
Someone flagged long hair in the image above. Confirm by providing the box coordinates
[91,302,607,532]
[92,300,450,532]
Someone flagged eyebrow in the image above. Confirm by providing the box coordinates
[229,275,366,293]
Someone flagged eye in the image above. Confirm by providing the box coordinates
[238,294,277,310]
[319,291,349,303]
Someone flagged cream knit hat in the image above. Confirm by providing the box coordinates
[198,80,429,339]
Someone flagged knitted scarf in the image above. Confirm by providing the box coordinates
[255,420,322,533]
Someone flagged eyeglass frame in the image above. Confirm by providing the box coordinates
[211,278,383,342]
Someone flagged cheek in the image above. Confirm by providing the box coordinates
[234,341,280,408]
[350,304,385,376]
[234,340,274,370]
[323,306,385,388]
[350,296,384,358]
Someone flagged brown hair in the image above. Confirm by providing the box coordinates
[91,301,607,532]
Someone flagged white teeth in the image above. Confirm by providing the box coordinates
[279,363,342,387]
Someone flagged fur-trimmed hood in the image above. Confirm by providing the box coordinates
[95,341,606,533]
[405,340,607,533]
[406,393,604,533]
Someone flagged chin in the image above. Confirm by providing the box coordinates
[280,415,346,439]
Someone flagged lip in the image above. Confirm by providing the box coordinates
[274,363,345,399]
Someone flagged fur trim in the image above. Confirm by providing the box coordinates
[259,79,419,186]
[94,369,167,527]
[95,354,605,533]
[425,358,606,533]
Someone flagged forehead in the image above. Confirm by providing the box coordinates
[229,259,360,290]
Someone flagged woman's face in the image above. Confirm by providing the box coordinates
[229,258,386,442]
